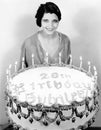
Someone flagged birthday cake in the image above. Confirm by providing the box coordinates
[5,59,99,130]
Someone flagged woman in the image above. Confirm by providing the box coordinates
[19,2,71,69]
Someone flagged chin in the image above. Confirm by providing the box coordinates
[46,30,55,35]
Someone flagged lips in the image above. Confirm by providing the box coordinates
[46,28,54,31]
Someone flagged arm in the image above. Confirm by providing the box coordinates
[65,37,71,64]
[18,42,28,70]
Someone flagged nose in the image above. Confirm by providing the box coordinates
[48,22,53,28]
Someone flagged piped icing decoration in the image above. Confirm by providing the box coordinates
[5,54,99,130]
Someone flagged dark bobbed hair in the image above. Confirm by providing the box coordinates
[35,2,61,27]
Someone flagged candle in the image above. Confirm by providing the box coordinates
[22,57,25,69]
[15,61,17,72]
[69,54,72,65]
[88,61,91,73]
[8,64,12,77]
[79,56,82,69]
[93,66,97,77]
[22,57,24,62]
[59,52,61,65]
[6,69,9,82]
[46,52,48,64]
[32,54,34,66]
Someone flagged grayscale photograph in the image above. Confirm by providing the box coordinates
[0,0,101,130]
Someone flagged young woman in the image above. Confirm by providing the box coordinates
[19,2,71,69]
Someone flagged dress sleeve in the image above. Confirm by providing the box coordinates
[65,37,71,64]
[18,41,28,70]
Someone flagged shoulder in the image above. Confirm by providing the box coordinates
[58,31,70,42]
[24,32,38,43]
[58,32,71,47]
[22,32,38,48]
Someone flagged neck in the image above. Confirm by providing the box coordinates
[40,30,58,39]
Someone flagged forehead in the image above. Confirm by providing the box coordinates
[42,13,58,20]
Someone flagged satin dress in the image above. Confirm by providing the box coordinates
[19,31,71,69]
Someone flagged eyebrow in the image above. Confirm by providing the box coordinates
[42,18,58,20]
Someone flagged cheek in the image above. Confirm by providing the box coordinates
[41,21,47,27]
[53,22,59,28]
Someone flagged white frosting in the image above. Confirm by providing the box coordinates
[8,66,95,106]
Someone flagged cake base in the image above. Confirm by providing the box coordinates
[5,92,99,130]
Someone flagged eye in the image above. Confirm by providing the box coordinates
[42,19,48,22]
[53,19,58,23]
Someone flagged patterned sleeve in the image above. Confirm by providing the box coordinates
[65,36,71,64]
[18,41,28,70]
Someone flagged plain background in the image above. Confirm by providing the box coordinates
[0,0,101,126]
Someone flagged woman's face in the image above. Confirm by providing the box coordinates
[41,13,59,35]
